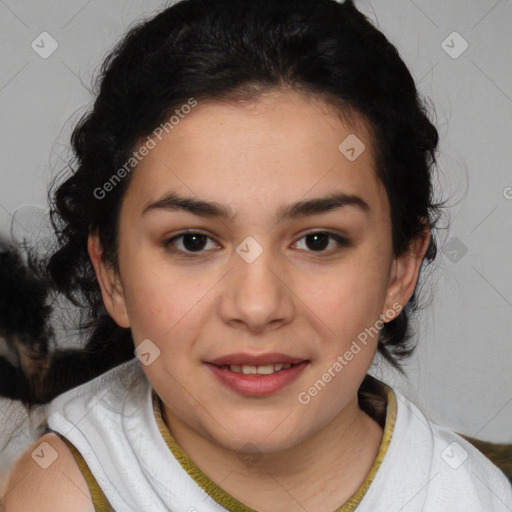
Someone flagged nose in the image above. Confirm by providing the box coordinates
[218,239,295,334]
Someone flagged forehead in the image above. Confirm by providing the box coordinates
[122,89,387,220]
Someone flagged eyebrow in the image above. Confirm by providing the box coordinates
[141,191,370,221]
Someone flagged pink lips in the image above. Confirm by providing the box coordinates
[205,353,309,397]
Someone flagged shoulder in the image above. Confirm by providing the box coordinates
[1,432,94,512]
[386,391,512,509]
[433,425,508,477]
[430,425,512,500]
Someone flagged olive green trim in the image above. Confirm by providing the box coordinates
[336,384,397,511]
[152,390,258,512]
[152,383,397,512]
[57,434,114,512]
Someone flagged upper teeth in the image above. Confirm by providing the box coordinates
[226,363,292,374]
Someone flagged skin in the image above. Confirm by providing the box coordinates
[3,87,429,511]
[2,432,94,512]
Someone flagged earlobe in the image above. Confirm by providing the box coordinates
[382,226,431,321]
[87,229,131,328]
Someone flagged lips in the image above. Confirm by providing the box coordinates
[205,352,310,396]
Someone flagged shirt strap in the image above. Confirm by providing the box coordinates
[54,432,114,512]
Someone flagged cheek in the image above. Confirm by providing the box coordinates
[343,269,388,318]
[122,266,181,341]
[123,262,213,354]
[308,252,390,350]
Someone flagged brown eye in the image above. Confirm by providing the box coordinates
[164,232,219,255]
[294,232,350,254]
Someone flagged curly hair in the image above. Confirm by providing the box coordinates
[1,0,443,406]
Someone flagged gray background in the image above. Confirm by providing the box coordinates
[0,0,511,485]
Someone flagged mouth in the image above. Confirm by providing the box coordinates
[213,362,302,375]
[206,352,307,367]
[204,353,310,396]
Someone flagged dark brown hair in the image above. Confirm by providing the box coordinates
[0,0,443,407]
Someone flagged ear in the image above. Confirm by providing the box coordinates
[87,227,131,328]
[382,221,431,321]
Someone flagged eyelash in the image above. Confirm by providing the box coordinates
[162,230,351,258]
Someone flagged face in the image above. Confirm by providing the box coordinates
[89,88,428,454]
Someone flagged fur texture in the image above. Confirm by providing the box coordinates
[0,237,133,405]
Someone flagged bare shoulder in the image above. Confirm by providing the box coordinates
[1,432,94,512]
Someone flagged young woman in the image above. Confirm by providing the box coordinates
[1,0,511,510]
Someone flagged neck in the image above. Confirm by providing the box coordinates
[162,395,384,512]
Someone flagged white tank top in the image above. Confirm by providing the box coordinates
[45,359,512,511]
